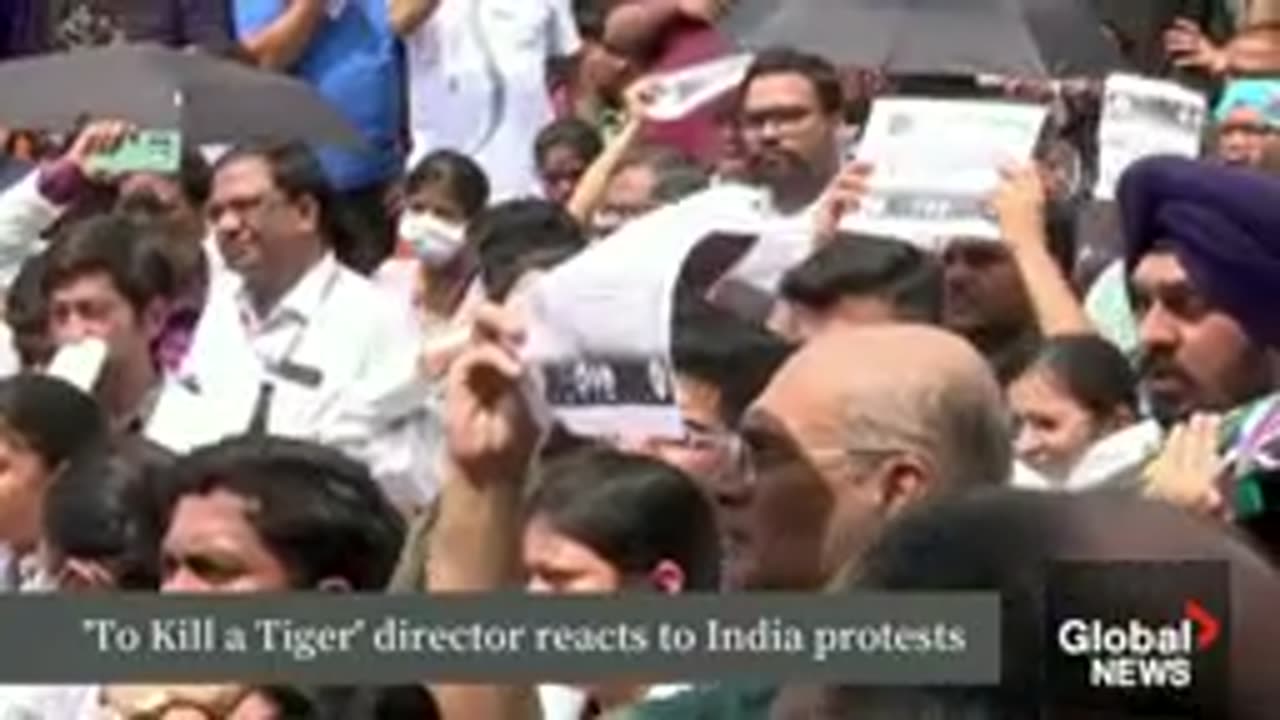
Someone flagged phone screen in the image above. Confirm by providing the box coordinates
[87,130,183,174]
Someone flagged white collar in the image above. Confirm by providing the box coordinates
[1063,420,1164,492]
[236,253,340,329]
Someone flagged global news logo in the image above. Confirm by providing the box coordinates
[1056,599,1221,690]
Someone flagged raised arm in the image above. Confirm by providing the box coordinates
[427,302,543,719]
[604,0,729,56]
[565,81,655,225]
[388,0,443,37]
[239,0,328,71]
[993,164,1095,337]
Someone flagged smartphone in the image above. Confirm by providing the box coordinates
[87,130,182,174]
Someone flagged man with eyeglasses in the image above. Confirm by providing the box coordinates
[176,141,437,510]
[617,323,1011,720]
[735,48,848,219]
[1213,78,1280,167]
[614,296,792,559]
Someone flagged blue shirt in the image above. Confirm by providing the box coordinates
[233,0,403,190]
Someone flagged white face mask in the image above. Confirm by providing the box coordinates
[399,211,466,266]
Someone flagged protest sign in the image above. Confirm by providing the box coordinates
[1094,74,1206,201]
[845,97,1048,242]
[45,338,107,393]
[643,54,755,122]
[521,187,762,439]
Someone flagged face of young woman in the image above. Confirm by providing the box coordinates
[1009,368,1104,479]
[522,515,623,595]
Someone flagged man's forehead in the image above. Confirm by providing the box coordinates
[1220,107,1267,127]
[743,73,819,108]
[1131,249,1191,288]
[213,156,272,189]
[50,271,123,302]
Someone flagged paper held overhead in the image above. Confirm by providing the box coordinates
[843,97,1048,242]
[642,54,755,122]
[521,190,760,440]
[1094,74,1206,202]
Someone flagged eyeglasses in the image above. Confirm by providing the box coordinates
[732,434,910,491]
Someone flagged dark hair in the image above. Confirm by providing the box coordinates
[616,146,709,205]
[6,251,53,369]
[43,448,166,590]
[471,199,587,301]
[1025,334,1138,418]
[0,374,108,468]
[213,141,348,250]
[178,148,214,207]
[163,436,405,591]
[113,148,214,221]
[260,684,440,720]
[780,233,943,324]
[535,118,604,168]
[43,213,176,315]
[573,0,615,42]
[740,47,844,116]
[529,446,721,591]
[671,294,795,426]
[405,150,491,221]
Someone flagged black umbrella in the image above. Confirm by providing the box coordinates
[722,0,1128,77]
[0,43,362,146]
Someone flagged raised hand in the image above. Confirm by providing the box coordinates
[813,161,872,246]
[442,302,541,484]
[1145,413,1230,520]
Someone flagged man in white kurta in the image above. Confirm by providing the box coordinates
[159,143,436,509]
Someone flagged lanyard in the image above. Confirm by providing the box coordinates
[238,260,342,376]
[238,262,342,434]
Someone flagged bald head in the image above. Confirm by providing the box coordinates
[755,324,1011,489]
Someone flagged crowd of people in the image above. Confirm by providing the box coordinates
[0,1,1278,719]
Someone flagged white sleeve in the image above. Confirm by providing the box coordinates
[548,0,582,58]
[324,299,442,511]
[0,170,68,288]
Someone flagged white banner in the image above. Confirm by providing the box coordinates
[845,98,1049,242]
[1094,74,1206,201]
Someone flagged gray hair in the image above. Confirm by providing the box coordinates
[615,146,709,205]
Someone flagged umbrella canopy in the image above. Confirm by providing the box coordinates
[722,0,1127,77]
[0,43,361,146]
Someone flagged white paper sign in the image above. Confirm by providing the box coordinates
[643,54,754,122]
[521,187,761,439]
[1094,74,1206,201]
[143,377,255,454]
[45,338,107,393]
[846,98,1049,241]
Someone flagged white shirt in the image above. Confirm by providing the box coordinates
[162,253,438,508]
[604,182,822,294]
[1010,421,1164,494]
[0,170,61,289]
[538,683,691,720]
[405,0,580,201]
[0,684,100,719]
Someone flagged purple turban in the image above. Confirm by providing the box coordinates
[1119,155,1280,348]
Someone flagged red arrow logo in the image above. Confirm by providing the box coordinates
[1185,599,1220,651]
